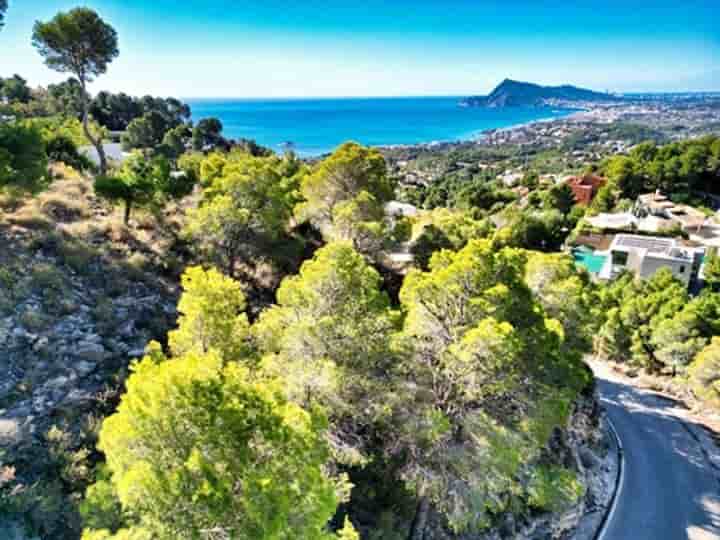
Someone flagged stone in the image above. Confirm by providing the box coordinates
[127,348,145,358]
[32,337,49,353]
[74,360,97,377]
[75,341,107,362]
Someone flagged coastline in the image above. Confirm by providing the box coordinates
[188,97,582,158]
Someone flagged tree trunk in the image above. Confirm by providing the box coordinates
[124,199,131,225]
[408,495,430,540]
[80,79,107,175]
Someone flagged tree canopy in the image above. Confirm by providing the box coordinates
[394,239,587,532]
[94,152,192,224]
[296,142,394,252]
[92,349,349,540]
[186,151,304,277]
[33,7,119,174]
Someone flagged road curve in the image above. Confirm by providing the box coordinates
[594,366,720,540]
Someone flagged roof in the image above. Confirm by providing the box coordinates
[614,234,673,253]
[586,212,635,229]
[610,234,703,261]
[567,173,607,188]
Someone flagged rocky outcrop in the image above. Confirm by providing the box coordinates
[0,225,177,536]
[461,79,619,108]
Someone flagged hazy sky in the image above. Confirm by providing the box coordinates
[1,0,719,98]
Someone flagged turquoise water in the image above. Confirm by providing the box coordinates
[573,249,607,274]
[187,97,576,156]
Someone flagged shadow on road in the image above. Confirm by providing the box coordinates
[596,375,720,540]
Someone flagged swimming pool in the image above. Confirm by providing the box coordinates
[572,249,607,274]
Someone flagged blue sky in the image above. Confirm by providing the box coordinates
[1,0,718,97]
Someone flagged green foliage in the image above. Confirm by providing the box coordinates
[256,242,398,463]
[410,208,493,269]
[526,466,584,512]
[0,74,32,103]
[0,122,49,191]
[704,251,720,291]
[94,152,190,224]
[594,269,720,375]
[296,142,394,252]
[33,6,119,174]
[186,151,303,276]
[192,117,224,151]
[121,112,169,151]
[601,136,720,199]
[0,0,6,29]
[688,337,720,407]
[93,349,347,540]
[24,115,105,148]
[493,209,566,251]
[544,183,576,214]
[79,468,124,535]
[91,92,189,132]
[394,239,587,531]
[168,266,251,361]
[45,133,93,171]
[32,8,119,83]
[525,251,597,354]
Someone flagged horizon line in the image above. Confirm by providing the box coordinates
[180,89,720,101]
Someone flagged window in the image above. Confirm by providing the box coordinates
[679,265,685,274]
[612,251,628,266]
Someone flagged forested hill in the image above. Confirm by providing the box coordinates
[461,79,620,107]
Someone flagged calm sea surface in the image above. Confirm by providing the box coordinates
[187,97,575,156]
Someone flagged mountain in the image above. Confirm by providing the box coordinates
[461,79,619,107]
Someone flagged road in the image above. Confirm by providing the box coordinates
[595,365,720,540]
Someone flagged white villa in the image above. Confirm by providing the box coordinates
[599,234,705,287]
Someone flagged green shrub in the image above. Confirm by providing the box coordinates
[31,263,66,293]
[526,465,584,513]
[688,337,720,407]
[58,240,96,274]
[0,122,49,192]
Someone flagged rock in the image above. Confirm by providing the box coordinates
[74,360,97,377]
[75,341,107,362]
[0,419,20,445]
[45,376,69,389]
[127,348,145,358]
[32,337,49,353]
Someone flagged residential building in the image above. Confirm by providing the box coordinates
[634,191,707,232]
[599,234,704,288]
[565,173,607,205]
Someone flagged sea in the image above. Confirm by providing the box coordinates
[186,96,576,157]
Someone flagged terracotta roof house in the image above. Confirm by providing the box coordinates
[565,174,607,205]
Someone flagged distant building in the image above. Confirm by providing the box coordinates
[384,201,419,219]
[497,171,524,187]
[600,234,704,288]
[565,173,607,205]
[634,191,707,232]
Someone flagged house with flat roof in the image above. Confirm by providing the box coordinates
[634,191,707,233]
[599,234,704,287]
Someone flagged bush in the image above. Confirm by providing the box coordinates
[0,122,49,192]
[526,465,584,512]
[688,337,720,407]
[45,134,93,172]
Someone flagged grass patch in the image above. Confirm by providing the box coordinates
[6,206,54,231]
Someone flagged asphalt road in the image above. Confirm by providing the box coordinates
[596,370,720,540]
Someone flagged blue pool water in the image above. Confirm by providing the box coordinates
[573,249,607,274]
[187,97,576,156]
